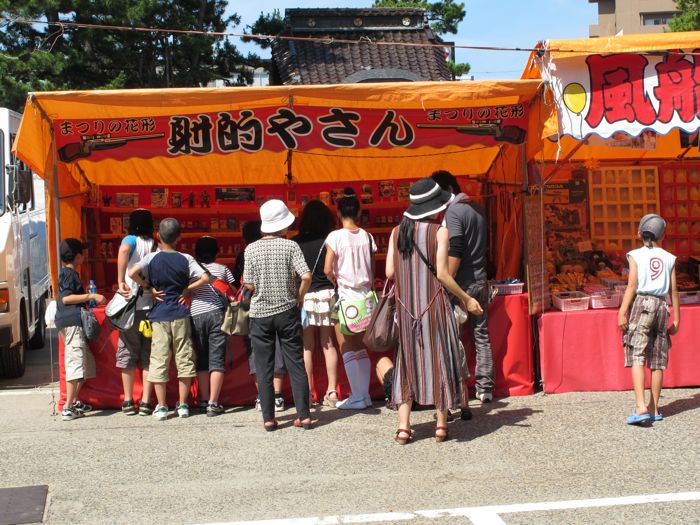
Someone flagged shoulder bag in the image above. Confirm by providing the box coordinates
[362,280,398,353]
[336,231,378,335]
[221,286,252,336]
[105,288,142,332]
[81,307,100,341]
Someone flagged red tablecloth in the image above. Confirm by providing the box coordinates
[538,304,700,393]
[59,293,533,409]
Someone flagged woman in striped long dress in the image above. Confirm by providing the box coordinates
[385,178,483,444]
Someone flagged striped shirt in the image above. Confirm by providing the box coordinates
[190,262,236,317]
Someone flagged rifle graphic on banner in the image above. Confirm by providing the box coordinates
[58,133,165,162]
[416,123,526,144]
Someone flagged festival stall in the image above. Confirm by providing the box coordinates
[521,32,700,392]
[14,80,540,408]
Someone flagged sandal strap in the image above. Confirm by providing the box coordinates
[396,428,411,435]
[435,426,448,431]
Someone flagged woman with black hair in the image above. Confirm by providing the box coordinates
[324,189,376,410]
[293,200,340,407]
[115,209,156,416]
[385,178,482,444]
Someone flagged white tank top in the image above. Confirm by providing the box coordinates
[125,236,156,310]
[627,246,676,297]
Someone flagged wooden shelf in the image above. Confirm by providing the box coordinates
[97,205,270,215]
[90,226,396,240]
[90,256,237,265]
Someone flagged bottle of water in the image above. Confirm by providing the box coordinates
[87,280,97,308]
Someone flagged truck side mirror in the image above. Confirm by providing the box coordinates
[6,164,32,207]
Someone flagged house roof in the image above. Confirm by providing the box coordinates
[271,8,453,85]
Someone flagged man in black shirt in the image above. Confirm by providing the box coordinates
[432,171,495,404]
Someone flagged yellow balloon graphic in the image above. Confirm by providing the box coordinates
[562,83,587,115]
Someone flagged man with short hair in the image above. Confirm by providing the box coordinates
[432,170,495,405]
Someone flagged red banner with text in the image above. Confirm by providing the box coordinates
[53,104,528,163]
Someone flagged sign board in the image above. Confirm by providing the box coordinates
[541,50,700,140]
[53,103,528,163]
[524,193,550,315]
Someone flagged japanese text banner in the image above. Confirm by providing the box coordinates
[53,104,528,163]
[543,49,700,140]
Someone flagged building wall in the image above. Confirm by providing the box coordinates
[589,0,678,37]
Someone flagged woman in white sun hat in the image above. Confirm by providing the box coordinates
[243,200,313,431]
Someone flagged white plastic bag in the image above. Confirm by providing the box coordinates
[45,300,56,328]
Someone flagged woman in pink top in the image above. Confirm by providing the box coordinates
[324,189,377,410]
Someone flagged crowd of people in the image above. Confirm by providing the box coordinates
[54,169,680,439]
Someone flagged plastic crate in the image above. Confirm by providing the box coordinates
[666,291,700,305]
[601,277,627,288]
[590,291,622,309]
[489,281,524,295]
[552,291,590,311]
[614,284,628,294]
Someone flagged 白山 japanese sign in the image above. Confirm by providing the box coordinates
[543,50,700,140]
[53,104,528,163]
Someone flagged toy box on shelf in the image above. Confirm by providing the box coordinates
[660,165,700,257]
[83,178,483,292]
[489,280,525,295]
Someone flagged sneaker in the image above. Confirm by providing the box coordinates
[274,396,285,412]
[176,403,190,418]
[61,407,82,421]
[337,395,369,410]
[138,402,153,416]
[72,400,93,414]
[206,403,224,417]
[475,391,493,403]
[153,405,168,421]
[254,398,261,412]
[433,411,455,423]
[199,400,208,411]
[121,400,137,416]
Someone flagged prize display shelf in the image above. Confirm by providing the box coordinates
[660,165,700,257]
[588,166,660,252]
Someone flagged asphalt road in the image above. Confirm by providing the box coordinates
[1,333,699,525]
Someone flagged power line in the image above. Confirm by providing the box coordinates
[0,16,696,56]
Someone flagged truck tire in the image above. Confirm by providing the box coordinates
[29,299,46,349]
[0,310,27,378]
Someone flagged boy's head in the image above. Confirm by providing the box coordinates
[128,209,154,237]
[60,238,88,264]
[158,218,181,246]
[431,170,461,196]
[638,214,666,243]
[195,236,218,264]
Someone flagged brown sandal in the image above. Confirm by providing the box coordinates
[323,390,339,408]
[435,426,449,442]
[293,417,313,430]
[394,428,412,445]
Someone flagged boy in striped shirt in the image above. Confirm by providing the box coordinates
[191,236,237,416]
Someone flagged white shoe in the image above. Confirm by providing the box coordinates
[475,392,493,403]
[176,403,190,418]
[337,395,369,410]
[153,405,168,421]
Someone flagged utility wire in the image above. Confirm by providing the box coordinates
[1,16,695,55]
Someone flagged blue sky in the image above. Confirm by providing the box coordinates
[227,0,598,80]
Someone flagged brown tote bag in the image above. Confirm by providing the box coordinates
[362,281,398,353]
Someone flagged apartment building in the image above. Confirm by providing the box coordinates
[589,0,679,37]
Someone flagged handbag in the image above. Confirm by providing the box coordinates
[80,307,100,341]
[337,290,378,335]
[105,288,142,332]
[221,286,252,336]
[362,282,398,353]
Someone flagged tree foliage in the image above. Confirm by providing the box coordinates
[669,0,700,31]
[372,0,466,35]
[0,0,255,111]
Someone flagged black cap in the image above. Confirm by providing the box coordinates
[60,238,89,262]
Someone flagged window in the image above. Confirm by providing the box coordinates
[641,12,676,26]
[0,130,5,215]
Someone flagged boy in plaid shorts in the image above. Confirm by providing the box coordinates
[618,214,680,425]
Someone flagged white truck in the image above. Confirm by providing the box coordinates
[0,108,50,378]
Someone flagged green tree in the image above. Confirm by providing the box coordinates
[669,0,700,31]
[373,0,469,79]
[0,0,253,111]
[373,0,466,35]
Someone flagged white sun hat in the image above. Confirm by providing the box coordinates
[259,199,296,233]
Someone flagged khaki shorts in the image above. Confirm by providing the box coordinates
[623,295,671,369]
[60,326,96,382]
[149,318,196,383]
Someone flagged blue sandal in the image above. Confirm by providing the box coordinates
[626,410,651,425]
[651,411,663,422]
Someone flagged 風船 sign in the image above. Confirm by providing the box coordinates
[542,50,700,140]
